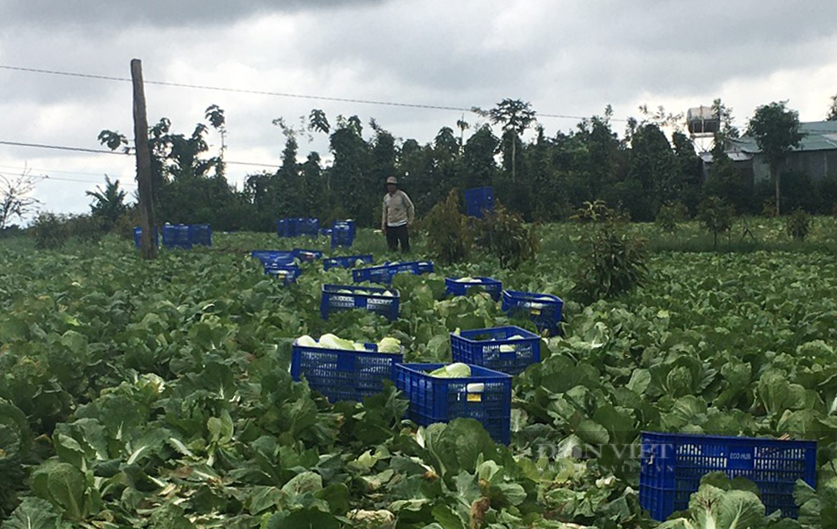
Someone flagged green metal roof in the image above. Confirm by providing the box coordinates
[729,120,837,154]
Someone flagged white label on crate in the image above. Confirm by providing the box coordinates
[367,298,392,305]
[332,296,354,304]
[727,447,755,470]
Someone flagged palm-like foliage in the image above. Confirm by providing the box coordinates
[86,175,127,228]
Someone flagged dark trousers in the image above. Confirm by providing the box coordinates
[386,224,410,252]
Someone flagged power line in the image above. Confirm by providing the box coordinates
[0,165,138,187]
[0,140,126,156]
[0,64,623,122]
[42,175,137,187]
[0,139,278,168]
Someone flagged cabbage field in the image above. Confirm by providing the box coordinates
[1,223,836,529]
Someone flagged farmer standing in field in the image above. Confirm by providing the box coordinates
[381,176,415,253]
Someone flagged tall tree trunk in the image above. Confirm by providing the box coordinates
[773,163,781,216]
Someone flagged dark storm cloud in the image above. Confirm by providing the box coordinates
[0,0,388,29]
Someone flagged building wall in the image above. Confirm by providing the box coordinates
[751,150,837,183]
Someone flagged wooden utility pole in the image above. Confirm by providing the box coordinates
[131,58,157,259]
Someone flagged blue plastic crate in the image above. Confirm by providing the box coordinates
[464,186,495,218]
[501,290,563,336]
[251,250,295,267]
[640,431,817,521]
[189,224,212,246]
[291,339,403,403]
[388,261,435,278]
[133,226,159,248]
[444,277,502,301]
[352,264,393,285]
[284,217,319,238]
[353,261,434,285]
[323,254,374,271]
[331,220,356,248]
[395,363,512,445]
[161,224,192,249]
[450,326,541,376]
[264,264,301,284]
[292,248,323,262]
[277,219,291,238]
[321,284,400,321]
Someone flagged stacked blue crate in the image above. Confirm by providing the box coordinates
[464,186,495,218]
[189,224,212,246]
[161,224,192,249]
[331,220,355,248]
[133,226,159,248]
[277,217,320,238]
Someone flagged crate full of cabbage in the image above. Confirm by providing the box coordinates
[291,334,403,403]
[450,325,541,375]
[444,276,502,301]
[501,289,564,336]
[394,362,512,444]
[320,284,400,321]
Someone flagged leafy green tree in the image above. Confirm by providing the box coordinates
[704,138,749,213]
[626,123,678,220]
[455,115,469,150]
[329,115,371,224]
[827,94,837,121]
[747,101,804,215]
[712,98,739,138]
[672,131,703,214]
[576,108,626,203]
[462,124,498,189]
[308,108,331,135]
[86,176,127,230]
[489,99,536,182]
[272,117,302,216]
[698,196,735,249]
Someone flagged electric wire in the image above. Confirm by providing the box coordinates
[0,64,626,121]
[0,140,278,169]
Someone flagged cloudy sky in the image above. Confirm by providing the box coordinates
[2,0,836,219]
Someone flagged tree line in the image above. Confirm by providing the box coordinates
[77,95,837,233]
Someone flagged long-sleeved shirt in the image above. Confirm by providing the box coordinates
[382,190,415,229]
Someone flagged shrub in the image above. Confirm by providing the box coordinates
[698,196,735,249]
[420,189,471,264]
[112,208,143,240]
[786,209,811,242]
[473,203,538,269]
[65,214,105,243]
[655,201,689,235]
[571,201,648,303]
[30,212,69,250]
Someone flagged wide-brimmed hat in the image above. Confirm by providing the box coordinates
[386,176,398,185]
